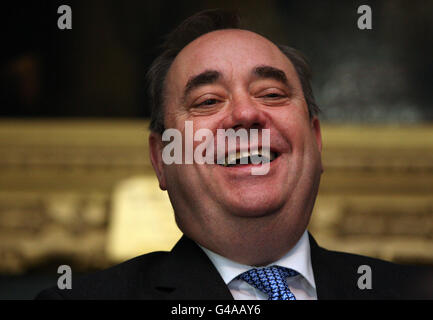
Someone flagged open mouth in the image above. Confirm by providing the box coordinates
[218,149,280,167]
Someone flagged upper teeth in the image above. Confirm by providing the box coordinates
[223,149,276,166]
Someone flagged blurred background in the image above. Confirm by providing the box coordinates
[0,0,432,299]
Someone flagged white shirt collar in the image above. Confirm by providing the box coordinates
[198,230,316,289]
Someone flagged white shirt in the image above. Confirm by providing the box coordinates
[198,230,317,300]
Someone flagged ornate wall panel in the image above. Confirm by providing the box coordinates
[0,120,432,273]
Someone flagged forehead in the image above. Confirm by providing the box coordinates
[166,29,298,90]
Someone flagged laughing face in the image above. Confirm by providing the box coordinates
[149,29,323,266]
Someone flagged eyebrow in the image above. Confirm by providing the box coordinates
[182,70,221,102]
[253,65,289,86]
[181,65,291,102]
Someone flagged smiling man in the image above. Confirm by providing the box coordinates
[36,9,432,300]
[150,27,323,269]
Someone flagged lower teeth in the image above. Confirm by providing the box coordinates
[223,157,272,167]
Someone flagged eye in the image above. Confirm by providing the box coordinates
[263,93,284,98]
[196,98,220,107]
[255,88,289,106]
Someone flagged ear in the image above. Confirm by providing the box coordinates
[310,116,324,173]
[149,131,167,190]
[310,116,322,153]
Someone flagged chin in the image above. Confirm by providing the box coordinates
[222,190,286,217]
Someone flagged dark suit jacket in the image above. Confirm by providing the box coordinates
[35,233,433,299]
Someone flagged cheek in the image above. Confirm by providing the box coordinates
[272,111,311,144]
[163,164,198,198]
[163,163,181,183]
[185,116,225,148]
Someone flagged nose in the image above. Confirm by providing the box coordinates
[222,93,268,130]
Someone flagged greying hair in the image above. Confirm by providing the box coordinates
[146,9,320,134]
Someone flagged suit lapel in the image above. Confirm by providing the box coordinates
[152,233,357,299]
[308,233,428,299]
[308,233,358,299]
[142,232,427,299]
[153,233,357,299]
[151,236,234,300]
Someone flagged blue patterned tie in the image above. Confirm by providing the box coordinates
[237,265,299,300]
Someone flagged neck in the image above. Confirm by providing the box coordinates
[177,206,310,266]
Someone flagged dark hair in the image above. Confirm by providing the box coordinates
[146,9,320,134]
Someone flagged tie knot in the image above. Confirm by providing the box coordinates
[237,266,299,300]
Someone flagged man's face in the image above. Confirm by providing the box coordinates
[150,29,323,263]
